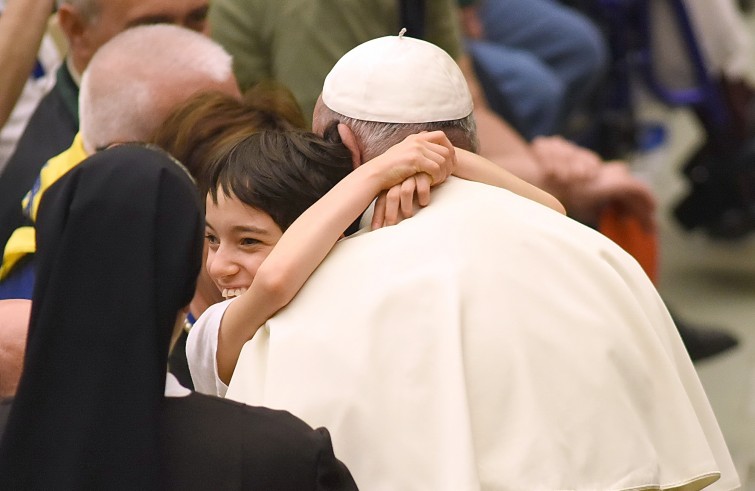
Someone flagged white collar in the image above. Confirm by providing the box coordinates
[165,372,191,398]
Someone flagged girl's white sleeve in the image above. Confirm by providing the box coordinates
[185,299,234,397]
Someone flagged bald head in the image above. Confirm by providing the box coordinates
[79,24,240,153]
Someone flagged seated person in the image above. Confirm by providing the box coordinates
[0,144,357,490]
[460,0,608,139]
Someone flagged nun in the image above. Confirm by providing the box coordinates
[0,144,357,491]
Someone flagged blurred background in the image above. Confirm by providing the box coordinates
[625,4,755,487]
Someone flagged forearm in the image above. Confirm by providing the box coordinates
[216,164,383,383]
[454,148,565,214]
[0,0,55,127]
[217,293,272,384]
[250,162,381,300]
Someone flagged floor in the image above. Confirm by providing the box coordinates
[627,23,755,486]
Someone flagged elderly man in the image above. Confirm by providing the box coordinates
[0,0,210,272]
[210,35,739,490]
[0,18,235,299]
[0,23,237,393]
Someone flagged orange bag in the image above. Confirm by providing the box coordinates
[599,204,659,284]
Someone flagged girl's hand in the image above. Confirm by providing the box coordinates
[364,131,455,191]
[372,173,433,229]
[366,131,455,229]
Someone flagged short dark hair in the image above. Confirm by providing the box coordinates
[208,127,353,231]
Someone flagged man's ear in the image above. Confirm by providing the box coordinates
[57,5,86,46]
[337,123,363,170]
[57,5,93,73]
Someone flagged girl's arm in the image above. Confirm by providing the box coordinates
[370,146,566,229]
[215,131,455,383]
[454,148,566,214]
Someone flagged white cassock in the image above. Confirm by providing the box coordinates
[189,177,739,491]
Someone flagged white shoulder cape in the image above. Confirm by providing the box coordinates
[227,178,738,491]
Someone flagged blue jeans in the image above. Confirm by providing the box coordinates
[466,0,608,139]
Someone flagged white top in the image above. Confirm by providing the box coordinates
[164,372,190,398]
[190,177,739,491]
[187,299,233,397]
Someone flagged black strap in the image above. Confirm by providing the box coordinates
[398,0,426,40]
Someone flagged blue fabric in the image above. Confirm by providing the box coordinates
[31,60,46,80]
[466,0,608,138]
[0,257,35,300]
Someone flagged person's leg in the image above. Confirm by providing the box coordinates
[477,0,609,130]
[467,39,564,139]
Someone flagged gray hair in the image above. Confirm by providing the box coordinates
[315,102,478,162]
[79,24,234,153]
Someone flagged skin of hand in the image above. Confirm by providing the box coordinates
[370,131,456,229]
[530,135,603,196]
[561,161,658,232]
[364,130,454,191]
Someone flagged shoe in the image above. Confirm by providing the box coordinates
[703,205,755,240]
[674,138,755,240]
[672,313,739,361]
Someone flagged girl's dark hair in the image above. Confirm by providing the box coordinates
[208,125,353,231]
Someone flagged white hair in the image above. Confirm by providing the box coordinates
[79,24,234,153]
[315,101,478,162]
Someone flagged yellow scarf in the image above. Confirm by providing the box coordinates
[0,133,88,279]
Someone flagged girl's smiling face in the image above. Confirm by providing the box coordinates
[204,192,283,298]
